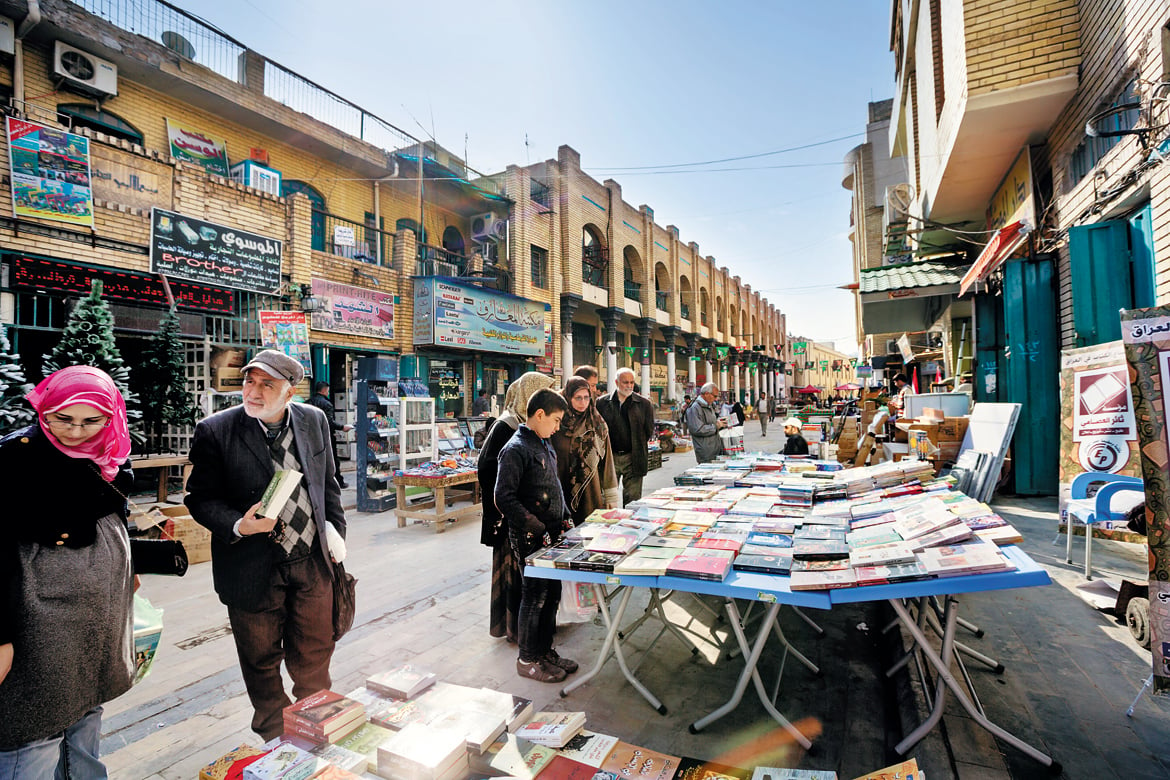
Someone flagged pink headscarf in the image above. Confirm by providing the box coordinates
[26,366,132,481]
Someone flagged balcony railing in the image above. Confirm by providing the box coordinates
[317,211,393,265]
[656,291,669,311]
[582,244,608,287]
[701,311,709,326]
[680,302,690,320]
[624,280,642,301]
[416,243,468,277]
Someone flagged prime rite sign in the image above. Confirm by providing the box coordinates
[149,208,282,294]
[413,276,547,357]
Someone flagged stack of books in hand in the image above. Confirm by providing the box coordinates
[282,690,367,746]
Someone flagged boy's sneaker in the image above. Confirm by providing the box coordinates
[517,657,567,683]
[544,648,579,674]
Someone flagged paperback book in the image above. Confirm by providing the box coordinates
[366,665,437,699]
[750,769,837,780]
[470,733,556,780]
[790,567,858,590]
[556,730,620,767]
[282,690,367,744]
[598,741,681,780]
[852,561,932,586]
[848,541,916,568]
[513,711,587,748]
[258,469,303,519]
[916,542,1015,577]
[732,551,794,574]
[664,548,735,581]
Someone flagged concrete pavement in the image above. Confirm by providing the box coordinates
[100,419,1169,779]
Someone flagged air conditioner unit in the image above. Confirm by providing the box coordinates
[471,212,504,242]
[886,339,899,355]
[52,41,118,99]
[0,16,15,57]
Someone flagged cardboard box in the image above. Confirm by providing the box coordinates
[937,441,962,464]
[163,512,212,564]
[909,421,940,445]
[212,367,244,391]
[937,417,969,442]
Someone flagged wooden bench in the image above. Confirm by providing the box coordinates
[130,454,192,503]
[393,470,481,533]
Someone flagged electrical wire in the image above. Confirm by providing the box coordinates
[589,132,866,171]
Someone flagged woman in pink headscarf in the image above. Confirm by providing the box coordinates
[0,365,135,779]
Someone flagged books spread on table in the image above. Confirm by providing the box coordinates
[282,690,367,745]
[366,664,438,699]
[917,542,1016,577]
[470,733,556,780]
[750,768,838,780]
[554,729,620,768]
[733,551,794,574]
[664,548,735,581]
[598,741,680,780]
[258,469,302,519]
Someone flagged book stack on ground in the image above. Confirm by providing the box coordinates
[282,690,367,746]
[242,742,319,780]
[199,744,266,780]
[513,710,587,748]
[376,721,468,780]
[366,664,438,700]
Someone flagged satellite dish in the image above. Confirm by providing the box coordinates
[161,31,196,60]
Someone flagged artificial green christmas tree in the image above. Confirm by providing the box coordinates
[136,307,199,453]
[0,328,35,434]
[43,278,142,436]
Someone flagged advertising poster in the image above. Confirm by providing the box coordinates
[150,208,283,294]
[259,311,311,375]
[309,278,394,339]
[1058,341,1142,522]
[413,277,546,358]
[1119,306,1170,696]
[165,119,229,177]
[7,116,94,227]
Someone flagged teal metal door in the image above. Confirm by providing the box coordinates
[974,292,1004,403]
[1003,256,1059,495]
[1068,205,1155,346]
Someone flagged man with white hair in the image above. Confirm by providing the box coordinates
[596,367,655,504]
[687,382,728,464]
[186,350,346,740]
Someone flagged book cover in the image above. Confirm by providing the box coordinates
[744,532,794,548]
[665,549,734,581]
[852,561,932,586]
[846,524,902,548]
[689,534,745,552]
[599,741,680,780]
[333,722,394,771]
[586,527,646,554]
[639,535,691,548]
[366,664,437,699]
[974,525,1024,545]
[513,711,586,748]
[917,543,1015,577]
[790,568,858,590]
[732,552,794,574]
[306,766,362,780]
[750,768,837,780]
[376,722,466,776]
[200,745,266,780]
[848,541,916,568]
[474,733,557,779]
[791,558,850,572]
[674,757,752,780]
[849,758,920,780]
[963,513,1008,531]
[426,706,506,753]
[632,506,678,523]
[282,709,366,745]
[907,522,972,552]
[791,539,849,560]
[242,744,319,780]
[614,550,680,576]
[283,691,366,737]
[584,508,636,524]
[528,540,581,567]
[792,526,846,542]
[566,550,625,573]
[556,729,620,768]
[308,742,367,774]
[540,755,606,780]
[341,687,404,730]
[258,469,303,519]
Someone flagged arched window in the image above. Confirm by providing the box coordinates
[442,226,465,256]
[582,225,607,287]
[281,180,326,252]
[654,262,670,311]
[679,276,693,321]
[623,247,643,301]
[57,104,143,144]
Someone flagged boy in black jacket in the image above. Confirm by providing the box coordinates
[494,388,578,682]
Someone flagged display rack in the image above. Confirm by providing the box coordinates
[400,395,437,467]
[355,377,399,513]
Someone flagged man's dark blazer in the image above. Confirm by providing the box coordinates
[596,391,655,478]
[185,402,345,611]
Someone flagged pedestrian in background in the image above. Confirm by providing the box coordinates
[687,382,728,464]
[186,350,346,741]
[478,371,556,643]
[782,416,810,456]
[759,392,770,437]
[574,365,600,398]
[307,380,352,489]
[596,367,655,505]
[472,389,490,416]
[0,366,134,779]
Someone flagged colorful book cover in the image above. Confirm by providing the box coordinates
[790,567,858,591]
[665,549,735,581]
[478,733,557,779]
[200,745,266,780]
[556,730,620,768]
[848,541,916,568]
[852,561,932,586]
[513,711,586,748]
[584,508,636,524]
[749,768,837,780]
[541,755,608,780]
[848,758,920,780]
[791,558,850,572]
[791,539,849,560]
[732,552,794,574]
[333,722,393,771]
[674,757,752,780]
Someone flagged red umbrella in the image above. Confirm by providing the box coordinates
[835,382,861,391]
[796,385,822,394]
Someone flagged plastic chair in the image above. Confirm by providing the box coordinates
[1066,472,1144,579]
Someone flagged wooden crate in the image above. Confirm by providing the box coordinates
[162,510,211,564]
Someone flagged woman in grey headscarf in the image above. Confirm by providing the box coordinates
[478,371,556,642]
[552,376,619,524]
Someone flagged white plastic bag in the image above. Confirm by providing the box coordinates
[557,581,598,624]
[132,592,164,685]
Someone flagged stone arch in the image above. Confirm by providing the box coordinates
[623,246,645,301]
[679,275,693,321]
[582,224,607,286]
[700,286,710,327]
[654,262,671,311]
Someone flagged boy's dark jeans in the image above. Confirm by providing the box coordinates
[518,573,561,661]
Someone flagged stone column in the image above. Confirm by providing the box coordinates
[661,326,680,402]
[560,293,581,381]
[732,362,741,403]
[634,317,654,397]
[701,338,715,388]
[685,333,700,390]
[598,307,623,391]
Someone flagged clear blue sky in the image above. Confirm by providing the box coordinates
[190,0,894,353]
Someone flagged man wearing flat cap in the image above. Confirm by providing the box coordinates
[186,349,346,740]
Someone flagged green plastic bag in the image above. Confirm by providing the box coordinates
[132,592,164,685]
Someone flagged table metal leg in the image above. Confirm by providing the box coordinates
[689,601,813,750]
[889,597,1059,771]
[561,584,666,714]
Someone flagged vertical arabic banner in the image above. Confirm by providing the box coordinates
[1120,306,1170,696]
[309,278,395,339]
[1059,341,1142,524]
[165,119,230,177]
[259,311,311,375]
[7,116,94,227]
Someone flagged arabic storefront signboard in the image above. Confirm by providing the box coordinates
[413,277,546,357]
[7,117,94,227]
[1120,307,1170,696]
[91,142,172,212]
[165,119,229,177]
[259,311,312,375]
[987,146,1035,232]
[309,278,395,339]
[1058,341,1141,522]
[150,208,283,294]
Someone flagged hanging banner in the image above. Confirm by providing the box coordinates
[150,208,283,294]
[310,278,395,339]
[792,341,807,355]
[1120,306,1170,696]
[259,311,311,375]
[7,116,94,227]
[165,119,229,177]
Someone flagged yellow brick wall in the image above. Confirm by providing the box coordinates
[964,0,1080,94]
[1044,0,1167,346]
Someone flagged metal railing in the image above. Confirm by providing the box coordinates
[317,211,393,265]
[680,302,691,320]
[416,244,468,277]
[75,0,247,83]
[624,280,642,301]
[656,291,669,311]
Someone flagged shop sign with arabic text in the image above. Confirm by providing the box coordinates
[413,276,546,357]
